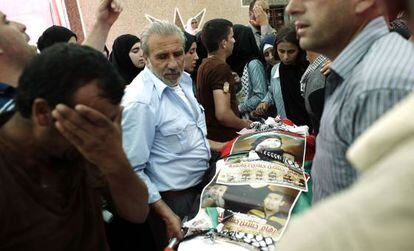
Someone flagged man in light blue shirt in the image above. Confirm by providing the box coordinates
[121,21,218,250]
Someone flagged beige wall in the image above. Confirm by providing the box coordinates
[78,0,255,49]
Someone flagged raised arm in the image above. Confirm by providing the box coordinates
[83,0,123,51]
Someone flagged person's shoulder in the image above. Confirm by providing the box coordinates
[271,63,281,79]
[199,58,232,81]
[181,72,193,85]
[363,33,414,78]
[202,57,230,69]
[355,35,414,92]
[248,208,264,216]
[248,59,264,69]
[122,70,156,106]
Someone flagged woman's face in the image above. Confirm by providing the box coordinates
[264,46,277,66]
[277,42,299,65]
[184,42,199,73]
[129,42,145,69]
[191,19,198,30]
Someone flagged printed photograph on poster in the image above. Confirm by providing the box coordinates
[198,183,301,241]
[230,130,306,170]
[216,155,307,191]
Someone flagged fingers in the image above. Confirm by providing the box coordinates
[54,120,84,147]
[166,216,184,240]
[249,19,258,27]
[110,0,123,12]
[320,61,332,76]
[52,104,116,151]
[52,104,96,139]
[74,104,111,127]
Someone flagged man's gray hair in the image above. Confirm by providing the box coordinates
[141,21,186,55]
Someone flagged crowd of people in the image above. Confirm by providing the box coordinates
[0,0,413,250]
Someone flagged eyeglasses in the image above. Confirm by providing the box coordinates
[191,21,198,24]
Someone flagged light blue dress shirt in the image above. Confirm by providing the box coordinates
[121,67,211,203]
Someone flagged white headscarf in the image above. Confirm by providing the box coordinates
[185,17,199,35]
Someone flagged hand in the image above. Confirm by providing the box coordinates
[242,119,253,128]
[151,200,184,240]
[249,2,269,27]
[320,60,332,76]
[52,104,126,169]
[255,102,269,115]
[96,0,124,28]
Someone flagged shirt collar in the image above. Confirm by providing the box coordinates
[272,63,280,79]
[142,67,190,99]
[141,67,169,99]
[331,17,389,80]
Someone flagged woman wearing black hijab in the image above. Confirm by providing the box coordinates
[109,34,145,85]
[227,24,264,77]
[183,31,198,74]
[254,24,311,128]
[227,24,267,118]
[37,25,77,51]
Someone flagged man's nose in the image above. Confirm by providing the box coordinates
[167,56,178,69]
[12,21,27,33]
[286,0,303,16]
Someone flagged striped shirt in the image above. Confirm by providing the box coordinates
[0,83,15,115]
[312,17,414,202]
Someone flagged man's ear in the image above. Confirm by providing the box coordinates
[220,39,227,49]
[354,0,376,14]
[32,98,53,127]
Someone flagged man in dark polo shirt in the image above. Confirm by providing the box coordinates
[197,18,251,143]
[0,43,149,251]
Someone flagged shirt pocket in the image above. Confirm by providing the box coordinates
[159,120,196,154]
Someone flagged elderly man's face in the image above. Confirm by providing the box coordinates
[145,33,184,86]
[286,0,356,58]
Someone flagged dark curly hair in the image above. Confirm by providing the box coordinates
[16,43,124,118]
[201,18,233,53]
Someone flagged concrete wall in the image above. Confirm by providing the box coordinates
[78,0,256,49]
